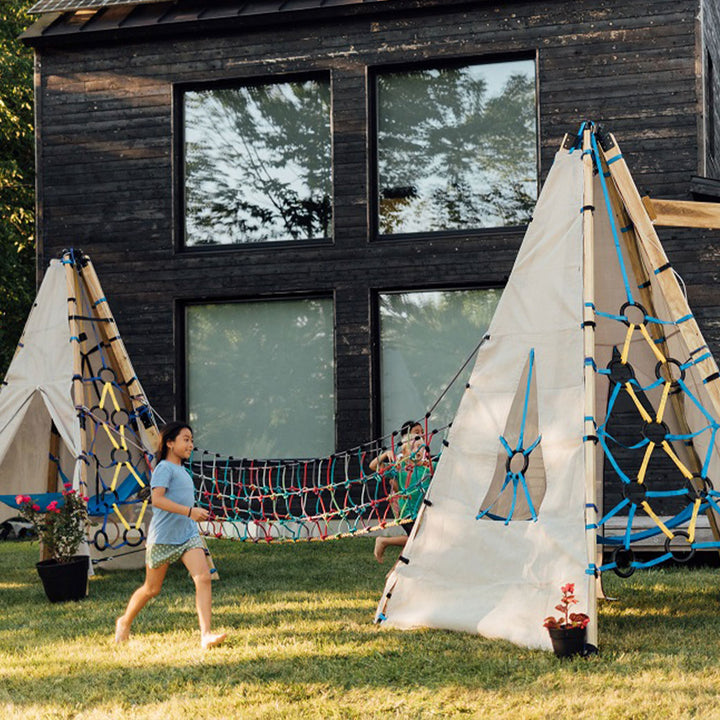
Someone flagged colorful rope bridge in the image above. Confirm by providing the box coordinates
[189,421,441,543]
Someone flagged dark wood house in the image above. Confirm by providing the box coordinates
[21,0,720,474]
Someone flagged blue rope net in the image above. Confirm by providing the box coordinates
[575,125,720,576]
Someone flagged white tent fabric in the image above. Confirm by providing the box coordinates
[376,149,590,650]
[376,128,720,651]
[0,260,81,521]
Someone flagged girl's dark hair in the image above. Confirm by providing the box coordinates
[398,419,422,446]
[401,419,422,434]
[157,421,193,462]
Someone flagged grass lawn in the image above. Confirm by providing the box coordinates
[1,538,720,719]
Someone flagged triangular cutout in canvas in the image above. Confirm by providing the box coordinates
[477,349,546,523]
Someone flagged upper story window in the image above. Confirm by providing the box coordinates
[182,76,332,247]
[375,58,537,236]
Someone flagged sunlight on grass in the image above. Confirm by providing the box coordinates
[1,540,720,719]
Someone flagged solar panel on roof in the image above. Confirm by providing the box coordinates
[29,0,163,14]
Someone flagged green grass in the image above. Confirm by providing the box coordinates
[1,539,720,719]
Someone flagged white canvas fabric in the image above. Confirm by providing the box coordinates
[376,131,720,650]
[0,255,156,574]
[0,260,81,521]
[376,149,590,649]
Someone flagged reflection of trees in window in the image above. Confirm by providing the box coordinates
[377,61,537,234]
[186,300,335,458]
[184,80,332,246]
[379,289,501,436]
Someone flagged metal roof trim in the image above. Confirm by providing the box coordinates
[20,0,430,47]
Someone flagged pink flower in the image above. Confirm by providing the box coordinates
[47,500,58,511]
[82,496,90,502]
[15,494,31,505]
[561,583,574,594]
[63,483,72,489]
[32,504,40,512]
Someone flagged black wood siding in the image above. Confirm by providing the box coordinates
[31,0,717,456]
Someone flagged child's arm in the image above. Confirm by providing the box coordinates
[152,487,209,522]
[369,449,393,472]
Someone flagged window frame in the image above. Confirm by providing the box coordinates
[707,50,716,163]
[368,51,540,242]
[178,292,338,458]
[173,70,334,254]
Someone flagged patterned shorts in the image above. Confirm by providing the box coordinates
[146,535,204,569]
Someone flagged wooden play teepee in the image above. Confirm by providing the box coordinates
[0,250,158,556]
[376,124,720,652]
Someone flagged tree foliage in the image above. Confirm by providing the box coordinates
[185,79,332,246]
[377,62,537,234]
[0,0,35,377]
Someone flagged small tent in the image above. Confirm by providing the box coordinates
[0,251,158,555]
[375,123,720,651]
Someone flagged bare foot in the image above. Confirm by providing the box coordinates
[115,616,130,643]
[374,537,387,563]
[201,632,227,649]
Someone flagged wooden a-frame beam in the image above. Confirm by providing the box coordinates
[642,196,720,229]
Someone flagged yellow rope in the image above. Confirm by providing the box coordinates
[688,498,702,543]
[656,381,671,422]
[112,503,131,531]
[625,383,653,423]
[620,324,635,364]
[639,322,667,364]
[660,440,694,480]
[637,442,655,484]
[641,500,674,539]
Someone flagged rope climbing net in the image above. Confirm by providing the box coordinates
[571,124,720,577]
[189,420,441,543]
[56,243,474,550]
[59,250,156,554]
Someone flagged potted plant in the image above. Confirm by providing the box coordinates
[543,582,589,658]
[16,484,90,602]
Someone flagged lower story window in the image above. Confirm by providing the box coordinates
[378,289,501,439]
[186,298,335,458]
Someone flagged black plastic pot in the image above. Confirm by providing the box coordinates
[548,625,586,658]
[35,555,90,603]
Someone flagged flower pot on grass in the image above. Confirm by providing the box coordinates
[16,486,91,602]
[36,555,90,603]
[548,624,587,658]
[543,582,590,658]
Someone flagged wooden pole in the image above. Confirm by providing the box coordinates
[74,253,218,578]
[64,254,89,496]
[74,255,158,450]
[599,132,720,547]
[41,423,62,561]
[581,127,599,649]
[642,197,720,229]
[599,152,715,506]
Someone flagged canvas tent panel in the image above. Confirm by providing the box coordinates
[377,149,592,649]
[0,261,81,521]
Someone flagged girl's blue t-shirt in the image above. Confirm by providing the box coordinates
[147,460,199,545]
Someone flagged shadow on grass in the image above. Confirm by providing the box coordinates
[2,539,720,714]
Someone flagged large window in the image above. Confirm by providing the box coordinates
[186,299,334,458]
[378,289,501,440]
[376,58,537,235]
[183,77,332,246]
